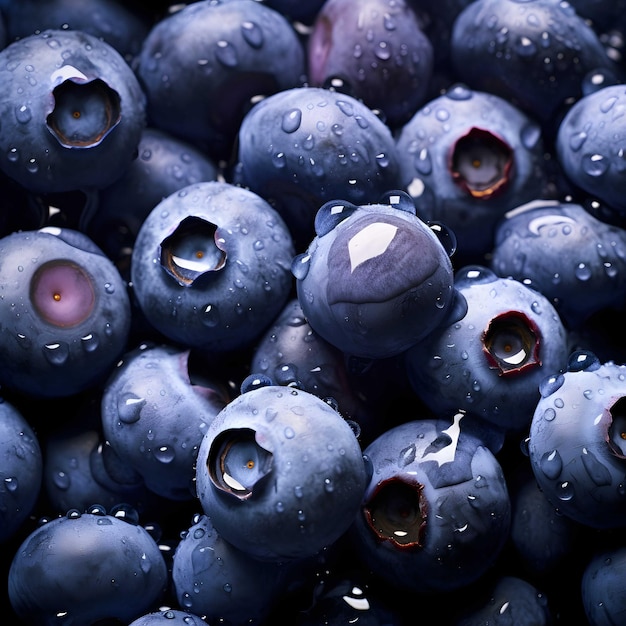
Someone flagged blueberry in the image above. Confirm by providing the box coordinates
[490,199,626,328]
[556,84,626,220]
[172,512,305,623]
[292,190,457,360]
[135,0,306,162]
[528,352,626,529]
[349,415,511,593]
[0,29,146,195]
[395,84,549,264]
[404,265,571,433]
[130,180,295,354]
[581,545,626,625]
[0,227,131,398]
[194,377,369,562]
[0,398,42,544]
[0,0,150,62]
[307,0,434,128]
[233,85,403,250]
[508,463,584,579]
[85,127,219,277]
[8,508,168,624]
[101,342,230,501]
[449,0,620,126]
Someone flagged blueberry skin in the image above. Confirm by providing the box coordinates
[249,298,377,440]
[128,609,207,625]
[581,546,626,626]
[135,0,306,162]
[349,416,511,593]
[101,342,230,501]
[292,192,456,360]
[0,29,146,195]
[233,86,403,251]
[404,266,570,433]
[490,199,626,328]
[8,510,168,625]
[508,467,584,579]
[0,227,131,398]
[307,0,434,128]
[556,85,626,218]
[0,399,42,544]
[194,380,369,562]
[395,84,548,264]
[130,180,295,354]
[172,512,301,623]
[528,353,626,529]
[0,0,150,62]
[453,575,552,626]
[86,127,219,276]
[449,0,619,125]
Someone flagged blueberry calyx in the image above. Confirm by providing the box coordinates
[47,76,121,148]
[363,476,428,550]
[482,310,541,376]
[30,259,95,327]
[208,428,273,500]
[450,127,513,199]
[159,216,227,287]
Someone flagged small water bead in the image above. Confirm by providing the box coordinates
[201,303,220,327]
[556,481,574,501]
[154,445,176,463]
[581,448,612,486]
[4,477,18,492]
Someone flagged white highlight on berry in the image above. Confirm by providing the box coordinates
[348,222,398,272]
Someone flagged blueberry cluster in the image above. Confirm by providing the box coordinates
[2,0,626,624]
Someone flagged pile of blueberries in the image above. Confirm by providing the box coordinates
[3,0,626,623]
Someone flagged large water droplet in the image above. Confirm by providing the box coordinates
[118,393,146,424]
[539,449,562,479]
[42,341,70,365]
[282,108,302,133]
[241,21,264,48]
[215,40,238,67]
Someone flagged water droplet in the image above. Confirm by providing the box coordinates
[539,449,562,479]
[241,21,263,48]
[539,373,564,397]
[582,153,608,177]
[414,147,432,175]
[582,448,612,486]
[223,583,232,593]
[80,332,99,353]
[324,477,334,493]
[284,426,295,439]
[291,253,311,280]
[556,481,574,501]
[282,108,302,133]
[26,158,39,173]
[4,477,18,492]
[118,393,146,424]
[569,131,587,152]
[574,262,592,281]
[154,445,176,463]
[201,303,220,327]
[42,341,70,365]
[215,40,238,67]
[15,104,31,124]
